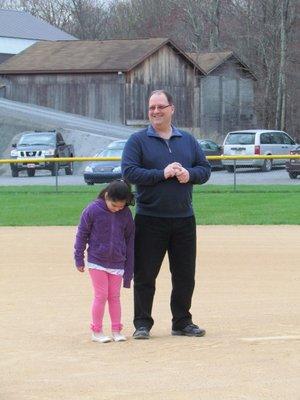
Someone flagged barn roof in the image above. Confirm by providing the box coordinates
[0,38,206,75]
[0,9,76,41]
[0,53,13,64]
[188,50,256,79]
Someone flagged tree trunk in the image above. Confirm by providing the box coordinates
[276,0,288,129]
[209,0,221,50]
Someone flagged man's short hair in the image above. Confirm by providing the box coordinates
[149,90,173,105]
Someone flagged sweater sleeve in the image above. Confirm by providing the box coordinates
[121,134,165,186]
[187,138,211,184]
[122,210,135,288]
[74,206,93,267]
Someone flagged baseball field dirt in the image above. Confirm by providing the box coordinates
[1,226,299,400]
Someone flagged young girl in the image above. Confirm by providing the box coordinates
[74,180,135,343]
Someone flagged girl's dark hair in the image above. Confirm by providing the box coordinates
[98,179,135,206]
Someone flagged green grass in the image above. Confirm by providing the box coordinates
[193,185,300,224]
[0,185,299,226]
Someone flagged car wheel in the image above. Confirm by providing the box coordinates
[27,169,36,177]
[65,162,73,175]
[261,159,272,172]
[288,172,298,179]
[225,166,234,173]
[11,169,19,177]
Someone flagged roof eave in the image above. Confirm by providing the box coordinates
[168,39,207,75]
[230,51,258,81]
[189,50,257,80]
[0,35,74,41]
[204,52,233,74]
[0,69,127,75]
[206,51,257,80]
[127,38,207,75]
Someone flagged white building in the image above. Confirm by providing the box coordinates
[0,9,76,63]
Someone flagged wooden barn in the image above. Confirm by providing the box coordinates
[0,39,257,137]
[188,50,257,135]
[0,38,205,129]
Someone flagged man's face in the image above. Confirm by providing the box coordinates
[148,93,174,130]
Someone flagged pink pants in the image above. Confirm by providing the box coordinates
[89,269,123,333]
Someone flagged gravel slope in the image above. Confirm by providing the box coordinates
[0,98,135,175]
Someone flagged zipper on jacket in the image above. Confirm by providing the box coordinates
[108,213,115,259]
[164,139,172,153]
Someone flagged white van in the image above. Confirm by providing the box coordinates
[222,130,297,172]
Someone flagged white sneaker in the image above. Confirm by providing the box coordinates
[112,332,127,342]
[92,332,111,343]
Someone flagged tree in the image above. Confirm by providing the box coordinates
[18,0,71,30]
[222,0,297,136]
[67,0,109,39]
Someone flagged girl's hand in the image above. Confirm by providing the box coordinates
[77,266,85,272]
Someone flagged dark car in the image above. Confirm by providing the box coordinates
[10,130,74,177]
[83,147,123,185]
[285,145,300,179]
[197,139,223,169]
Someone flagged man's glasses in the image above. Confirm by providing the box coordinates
[148,104,171,111]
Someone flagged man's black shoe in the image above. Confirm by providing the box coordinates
[133,327,150,339]
[171,323,206,337]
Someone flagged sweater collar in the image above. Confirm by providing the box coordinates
[146,124,182,138]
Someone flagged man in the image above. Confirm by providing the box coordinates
[121,90,211,339]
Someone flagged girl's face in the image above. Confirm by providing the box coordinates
[105,193,126,213]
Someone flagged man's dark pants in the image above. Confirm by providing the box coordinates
[134,214,197,331]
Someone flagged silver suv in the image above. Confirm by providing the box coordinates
[222,130,297,172]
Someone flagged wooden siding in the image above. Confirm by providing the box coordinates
[200,76,255,137]
[124,46,199,127]
[207,56,254,80]
[127,46,198,87]
[3,73,124,123]
[125,83,195,127]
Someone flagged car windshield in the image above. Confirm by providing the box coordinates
[225,132,256,145]
[99,148,123,158]
[18,134,55,146]
[199,140,211,150]
[107,141,127,149]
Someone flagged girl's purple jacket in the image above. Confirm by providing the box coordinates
[74,198,135,288]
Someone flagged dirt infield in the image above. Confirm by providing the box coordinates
[1,226,299,400]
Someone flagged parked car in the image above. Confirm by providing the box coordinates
[197,139,223,169]
[84,137,223,184]
[106,139,127,149]
[84,142,125,185]
[285,145,300,179]
[222,129,297,172]
[10,130,74,177]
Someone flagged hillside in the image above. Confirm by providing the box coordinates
[0,99,135,175]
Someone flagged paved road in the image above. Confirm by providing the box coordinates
[1,167,298,186]
[0,98,134,139]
